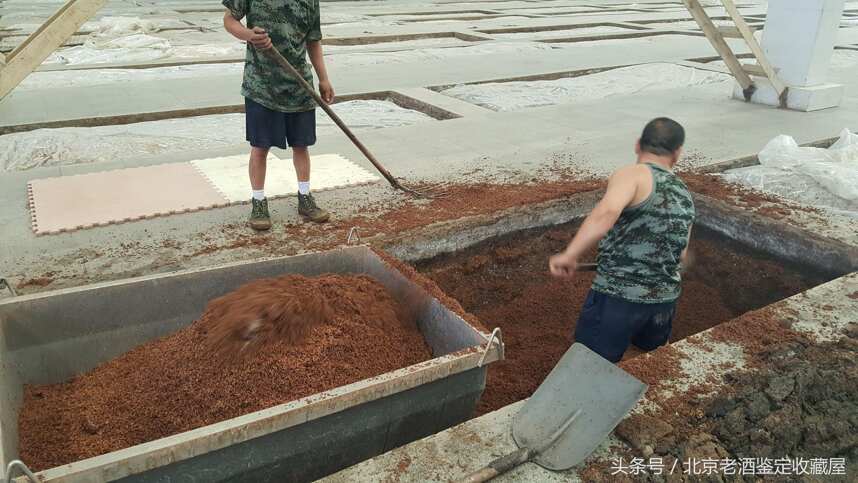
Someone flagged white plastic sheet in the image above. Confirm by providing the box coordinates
[1,101,433,171]
[723,129,858,216]
[46,34,173,65]
[89,16,159,37]
[41,16,245,66]
[18,64,245,90]
[318,100,434,129]
[440,63,730,111]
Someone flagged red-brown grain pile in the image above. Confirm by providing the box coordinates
[19,274,431,471]
[682,172,817,220]
[204,275,335,359]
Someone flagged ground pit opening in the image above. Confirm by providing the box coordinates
[436,63,730,112]
[17,273,432,471]
[479,23,648,40]
[415,220,841,416]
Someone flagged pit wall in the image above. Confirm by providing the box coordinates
[384,190,858,277]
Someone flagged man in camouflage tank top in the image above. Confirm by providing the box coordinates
[550,118,695,362]
[223,0,333,230]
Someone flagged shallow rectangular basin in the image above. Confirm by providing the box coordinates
[0,246,499,482]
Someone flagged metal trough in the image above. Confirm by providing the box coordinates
[0,246,501,482]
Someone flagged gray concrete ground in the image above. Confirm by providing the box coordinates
[2,0,858,480]
[1,0,856,291]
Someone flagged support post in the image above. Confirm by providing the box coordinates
[733,0,846,111]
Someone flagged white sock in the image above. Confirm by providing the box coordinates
[252,190,265,201]
[298,181,310,195]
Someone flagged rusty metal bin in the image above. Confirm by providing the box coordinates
[0,246,501,482]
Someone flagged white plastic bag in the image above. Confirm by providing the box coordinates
[724,129,858,215]
[756,129,858,201]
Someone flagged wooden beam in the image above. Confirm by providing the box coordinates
[682,0,755,97]
[0,0,109,101]
[741,63,766,76]
[717,25,751,39]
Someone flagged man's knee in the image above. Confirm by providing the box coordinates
[250,146,270,162]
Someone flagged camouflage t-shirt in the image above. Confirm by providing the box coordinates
[592,163,695,303]
[223,0,321,113]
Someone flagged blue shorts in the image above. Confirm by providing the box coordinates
[245,97,316,149]
[574,290,675,363]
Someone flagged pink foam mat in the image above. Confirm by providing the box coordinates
[28,163,229,235]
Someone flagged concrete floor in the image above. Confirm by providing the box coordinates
[1,0,857,291]
[2,0,858,480]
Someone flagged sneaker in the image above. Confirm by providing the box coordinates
[297,192,330,223]
[249,197,272,231]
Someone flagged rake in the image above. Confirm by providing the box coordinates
[266,46,447,198]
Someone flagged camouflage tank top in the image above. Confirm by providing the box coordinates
[592,163,695,303]
[223,0,321,113]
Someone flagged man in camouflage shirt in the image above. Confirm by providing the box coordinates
[223,0,333,230]
[550,118,695,363]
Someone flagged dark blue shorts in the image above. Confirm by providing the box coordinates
[245,97,316,149]
[574,289,675,363]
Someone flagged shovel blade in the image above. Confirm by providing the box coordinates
[512,343,647,471]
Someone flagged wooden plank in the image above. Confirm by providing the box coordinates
[0,0,109,101]
[721,0,788,102]
[742,63,766,76]
[717,25,749,39]
[682,0,754,93]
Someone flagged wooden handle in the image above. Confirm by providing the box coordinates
[459,447,532,483]
[264,47,402,189]
[576,263,597,272]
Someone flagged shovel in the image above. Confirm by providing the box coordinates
[460,343,646,482]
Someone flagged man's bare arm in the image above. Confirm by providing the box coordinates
[223,10,271,49]
[549,167,639,277]
[307,40,334,103]
[680,226,693,270]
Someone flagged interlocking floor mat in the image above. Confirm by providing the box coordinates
[28,154,379,235]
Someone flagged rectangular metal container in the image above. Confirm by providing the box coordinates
[0,246,500,482]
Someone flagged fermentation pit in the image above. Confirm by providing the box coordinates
[414,198,853,416]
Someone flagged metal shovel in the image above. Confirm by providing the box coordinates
[460,343,647,482]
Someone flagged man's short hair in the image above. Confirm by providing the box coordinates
[640,117,685,156]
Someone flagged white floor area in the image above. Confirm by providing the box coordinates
[192,153,379,202]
